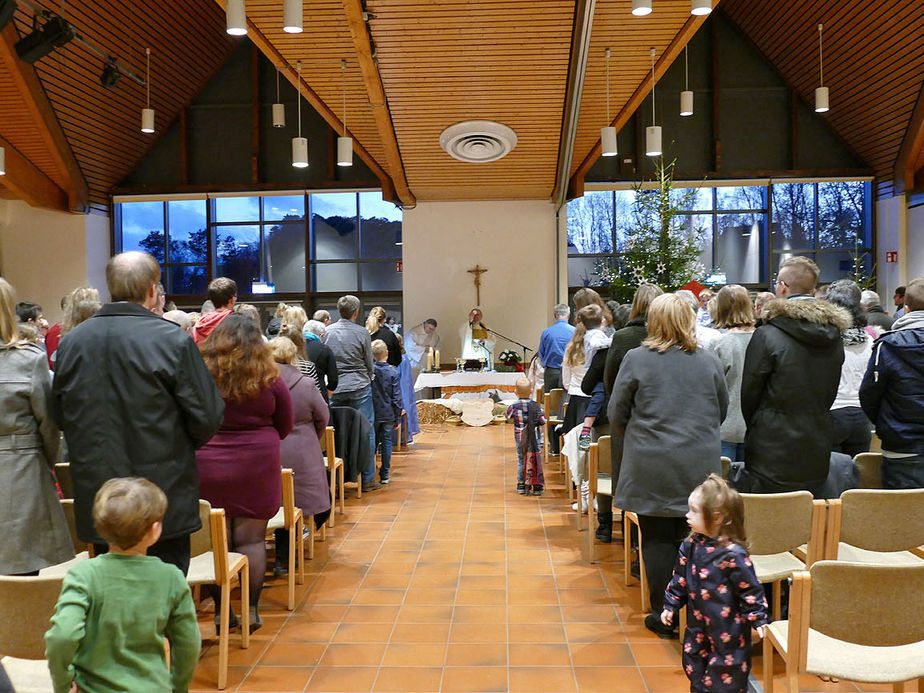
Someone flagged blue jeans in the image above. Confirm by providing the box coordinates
[331,385,376,484]
[515,445,525,483]
[881,454,924,489]
[721,441,746,464]
[375,421,394,479]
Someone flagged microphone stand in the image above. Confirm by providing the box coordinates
[483,326,532,368]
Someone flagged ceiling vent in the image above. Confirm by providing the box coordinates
[439,120,517,163]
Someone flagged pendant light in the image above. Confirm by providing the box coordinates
[272,68,285,127]
[680,44,693,117]
[646,47,662,157]
[283,0,302,33]
[631,0,652,16]
[141,47,154,133]
[337,59,353,166]
[815,24,829,113]
[292,61,308,168]
[600,48,617,157]
[0,146,5,175]
[226,0,246,35]
[691,0,711,15]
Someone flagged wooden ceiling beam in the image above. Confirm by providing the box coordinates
[0,25,88,213]
[341,0,415,207]
[894,79,924,194]
[0,138,69,211]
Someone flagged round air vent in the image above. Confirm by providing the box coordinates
[439,120,518,163]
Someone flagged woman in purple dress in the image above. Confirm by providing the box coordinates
[197,315,293,630]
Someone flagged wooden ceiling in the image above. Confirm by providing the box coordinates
[0,0,922,211]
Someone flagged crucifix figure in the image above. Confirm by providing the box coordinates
[468,264,488,305]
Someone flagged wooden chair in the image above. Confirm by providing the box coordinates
[622,510,649,611]
[265,469,308,611]
[323,426,346,526]
[587,436,613,564]
[824,488,924,565]
[54,462,73,499]
[763,562,924,692]
[186,501,250,690]
[543,388,565,474]
[0,574,63,693]
[720,455,731,479]
[741,491,826,620]
[854,452,883,489]
[39,499,92,577]
[396,409,409,452]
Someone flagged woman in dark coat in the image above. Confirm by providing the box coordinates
[304,319,338,401]
[608,293,728,638]
[197,315,293,630]
[366,306,402,367]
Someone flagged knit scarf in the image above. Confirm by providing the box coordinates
[842,326,868,346]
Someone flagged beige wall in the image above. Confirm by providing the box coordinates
[402,200,559,363]
[0,200,109,322]
[908,203,924,283]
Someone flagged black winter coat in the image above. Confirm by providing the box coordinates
[602,317,648,395]
[864,305,895,332]
[305,338,338,401]
[372,326,402,368]
[53,302,225,543]
[740,298,850,492]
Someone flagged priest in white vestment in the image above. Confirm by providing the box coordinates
[405,319,440,371]
[459,308,495,369]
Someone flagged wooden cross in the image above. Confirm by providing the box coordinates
[468,264,488,305]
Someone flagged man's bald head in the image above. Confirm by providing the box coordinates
[107,251,161,305]
[777,256,820,296]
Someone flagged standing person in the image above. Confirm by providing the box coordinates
[366,306,402,367]
[196,315,293,630]
[312,309,331,327]
[460,308,495,365]
[325,295,380,492]
[371,339,403,485]
[893,286,906,318]
[506,377,547,495]
[405,319,439,373]
[740,256,849,495]
[44,478,200,693]
[573,288,614,332]
[707,285,756,463]
[860,277,924,488]
[192,277,237,344]
[53,251,224,575]
[0,278,73,575]
[608,293,728,637]
[537,303,574,394]
[303,319,338,402]
[661,475,768,686]
[753,291,775,321]
[265,302,288,339]
[15,300,49,341]
[44,296,66,370]
[860,290,894,334]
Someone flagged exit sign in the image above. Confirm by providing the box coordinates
[396,261,403,273]
[886,251,898,263]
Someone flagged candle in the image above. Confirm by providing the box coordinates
[426,350,433,372]
[434,349,440,371]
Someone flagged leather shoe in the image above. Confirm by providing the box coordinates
[644,613,678,640]
[362,480,383,492]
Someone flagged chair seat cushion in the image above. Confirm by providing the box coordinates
[768,621,924,683]
[751,552,804,582]
[37,552,89,578]
[836,543,924,566]
[266,507,285,531]
[187,551,246,585]
[1,656,54,693]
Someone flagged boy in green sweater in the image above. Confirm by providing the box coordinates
[45,478,201,692]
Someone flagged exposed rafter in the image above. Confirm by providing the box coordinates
[0,137,69,211]
[894,80,924,194]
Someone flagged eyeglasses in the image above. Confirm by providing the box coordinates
[772,277,787,291]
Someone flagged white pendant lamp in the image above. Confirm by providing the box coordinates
[0,146,5,175]
[600,48,617,157]
[680,44,693,116]
[226,0,246,35]
[337,60,353,166]
[646,47,662,157]
[691,0,712,16]
[141,48,154,133]
[272,68,285,127]
[631,0,652,16]
[283,0,302,33]
[292,61,308,168]
[815,23,829,113]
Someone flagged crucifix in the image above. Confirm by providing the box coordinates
[467,264,488,305]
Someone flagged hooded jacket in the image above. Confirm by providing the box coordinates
[859,310,924,454]
[740,297,851,491]
[191,308,232,344]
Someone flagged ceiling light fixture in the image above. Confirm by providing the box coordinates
[337,59,353,166]
[646,47,662,157]
[680,44,693,116]
[272,67,285,127]
[226,0,246,36]
[141,47,154,133]
[600,48,617,157]
[691,0,712,16]
[100,58,121,89]
[292,61,308,168]
[0,146,5,176]
[283,0,302,33]
[631,0,652,16]
[815,23,829,113]
[15,15,75,63]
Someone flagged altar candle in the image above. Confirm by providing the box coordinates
[426,349,433,372]
[434,350,440,370]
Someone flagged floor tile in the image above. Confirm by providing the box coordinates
[331,622,396,643]
[318,642,386,667]
[508,666,578,692]
[445,643,508,667]
[573,666,648,693]
[440,666,508,692]
[509,643,572,667]
[373,666,443,692]
[259,642,326,667]
[389,623,451,643]
[238,666,315,691]
[382,643,447,667]
[305,666,378,692]
[569,642,636,667]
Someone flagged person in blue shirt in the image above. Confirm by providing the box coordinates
[538,303,574,393]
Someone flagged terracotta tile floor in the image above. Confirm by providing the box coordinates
[192,424,884,692]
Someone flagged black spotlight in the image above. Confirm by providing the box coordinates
[15,15,76,64]
[100,58,121,89]
[0,0,15,32]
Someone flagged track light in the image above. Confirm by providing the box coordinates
[680,45,693,116]
[631,0,652,16]
[338,59,352,166]
[815,24,829,113]
[292,61,308,168]
[691,0,712,15]
[100,59,121,89]
[141,48,154,133]
[272,68,285,127]
[15,15,76,64]
[601,48,617,157]
[226,0,247,36]
[283,0,303,33]
[646,48,662,157]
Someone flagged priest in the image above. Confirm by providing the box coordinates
[459,308,495,369]
[405,318,440,372]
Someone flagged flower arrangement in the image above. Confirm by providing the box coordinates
[496,350,523,372]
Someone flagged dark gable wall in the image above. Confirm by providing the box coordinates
[587,11,868,183]
[120,41,376,190]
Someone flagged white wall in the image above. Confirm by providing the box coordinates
[0,200,109,322]
[402,200,559,363]
[908,203,924,281]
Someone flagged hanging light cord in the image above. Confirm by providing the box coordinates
[684,44,689,90]
[276,67,280,102]
[817,24,824,86]
[341,58,347,136]
[145,47,151,107]
[605,48,611,123]
[297,61,302,137]
[650,47,656,125]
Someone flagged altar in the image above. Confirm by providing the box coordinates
[413,370,522,398]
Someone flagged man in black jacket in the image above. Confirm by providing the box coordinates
[740,256,850,496]
[53,251,224,574]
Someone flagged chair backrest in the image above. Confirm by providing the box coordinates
[809,560,924,646]
[853,452,883,489]
[0,575,64,658]
[282,468,295,528]
[836,488,924,552]
[59,499,85,554]
[720,456,731,479]
[535,386,543,403]
[55,462,73,499]
[547,388,564,414]
[189,499,213,558]
[209,508,230,584]
[325,426,336,466]
[596,436,612,477]
[741,491,814,555]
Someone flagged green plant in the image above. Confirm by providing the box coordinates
[849,236,876,291]
[498,350,521,364]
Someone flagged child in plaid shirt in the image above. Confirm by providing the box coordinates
[506,377,547,496]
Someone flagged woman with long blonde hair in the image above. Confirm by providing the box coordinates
[609,293,728,638]
[366,305,401,366]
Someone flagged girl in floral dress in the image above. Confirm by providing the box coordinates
[660,475,769,692]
